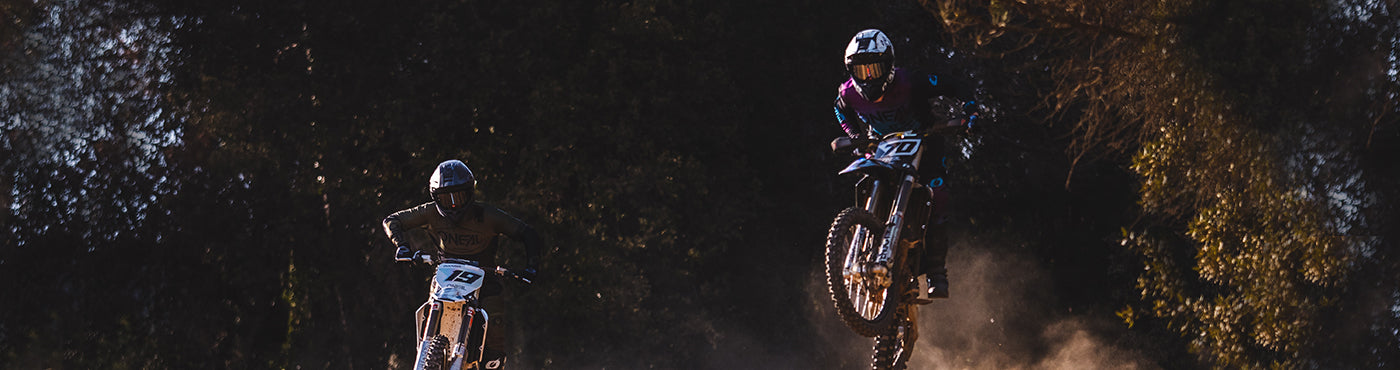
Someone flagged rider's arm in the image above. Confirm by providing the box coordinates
[515,225,543,270]
[921,73,977,105]
[383,203,436,248]
[834,96,868,139]
[918,73,981,133]
[484,206,542,270]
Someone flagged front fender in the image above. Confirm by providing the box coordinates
[840,158,917,182]
[840,158,893,176]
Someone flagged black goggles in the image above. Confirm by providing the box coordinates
[434,190,471,209]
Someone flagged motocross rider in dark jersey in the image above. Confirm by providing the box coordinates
[834,29,979,299]
[383,159,542,369]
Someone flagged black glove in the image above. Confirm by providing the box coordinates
[394,245,414,263]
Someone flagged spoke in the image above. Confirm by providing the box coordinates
[855,285,865,317]
[845,227,863,272]
[843,222,890,321]
[855,279,867,317]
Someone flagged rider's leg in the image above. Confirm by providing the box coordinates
[924,178,951,298]
[481,294,509,369]
[916,139,952,298]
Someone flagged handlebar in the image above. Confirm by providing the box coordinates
[925,116,975,135]
[396,251,533,285]
[493,265,534,285]
[394,250,431,264]
[830,115,979,154]
[830,136,875,153]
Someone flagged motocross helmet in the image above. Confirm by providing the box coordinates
[428,159,476,220]
[845,29,896,101]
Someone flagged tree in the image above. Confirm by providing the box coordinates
[928,0,1400,366]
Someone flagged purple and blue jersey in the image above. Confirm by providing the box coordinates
[834,67,972,138]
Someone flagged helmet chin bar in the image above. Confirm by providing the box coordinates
[437,204,466,220]
[856,82,887,101]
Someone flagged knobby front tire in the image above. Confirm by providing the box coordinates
[825,207,900,337]
[415,335,449,370]
[871,330,912,370]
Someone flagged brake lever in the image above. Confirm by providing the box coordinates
[412,251,436,265]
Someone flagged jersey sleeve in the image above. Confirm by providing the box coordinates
[834,94,867,138]
[919,73,978,107]
[383,203,437,247]
[484,205,543,267]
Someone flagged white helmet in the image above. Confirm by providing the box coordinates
[844,29,896,101]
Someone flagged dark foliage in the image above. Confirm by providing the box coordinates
[2,0,1396,369]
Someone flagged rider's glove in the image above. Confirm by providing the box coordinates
[962,101,982,135]
[961,101,979,116]
[394,245,414,263]
[966,113,981,134]
[519,267,538,283]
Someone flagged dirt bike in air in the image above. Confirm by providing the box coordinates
[397,252,532,370]
[825,129,945,370]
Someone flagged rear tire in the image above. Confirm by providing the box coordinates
[415,335,449,370]
[826,207,900,337]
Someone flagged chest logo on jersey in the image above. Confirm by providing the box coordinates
[861,105,915,135]
[873,109,900,122]
[437,231,483,247]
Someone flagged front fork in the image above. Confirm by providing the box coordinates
[875,175,917,265]
[846,175,919,288]
[415,301,490,370]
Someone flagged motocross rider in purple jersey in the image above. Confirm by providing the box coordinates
[834,29,979,299]
[383,159,542,369]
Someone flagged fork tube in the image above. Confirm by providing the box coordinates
[846,179,884,273]
[424,301,442,342]
[863,179,883,214]
[876,175,917,264]
[456,308,474,358]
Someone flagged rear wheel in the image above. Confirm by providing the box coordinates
[825,207,900,337]
[415,335,449,370]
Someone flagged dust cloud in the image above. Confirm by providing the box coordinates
[806,241,1158,370]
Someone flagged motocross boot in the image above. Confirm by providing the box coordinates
[924,222,949,299]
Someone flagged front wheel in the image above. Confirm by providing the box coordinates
[826,207,900,337]
[415,335,449,370]
[871,329,912,370]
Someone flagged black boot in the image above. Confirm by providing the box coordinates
[924,222,949,299]
[926,269,949,299]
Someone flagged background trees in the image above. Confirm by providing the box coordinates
[2,0,1396,368]
[932,0,1400,367]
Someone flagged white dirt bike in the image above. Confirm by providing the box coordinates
[398,252,532,370]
